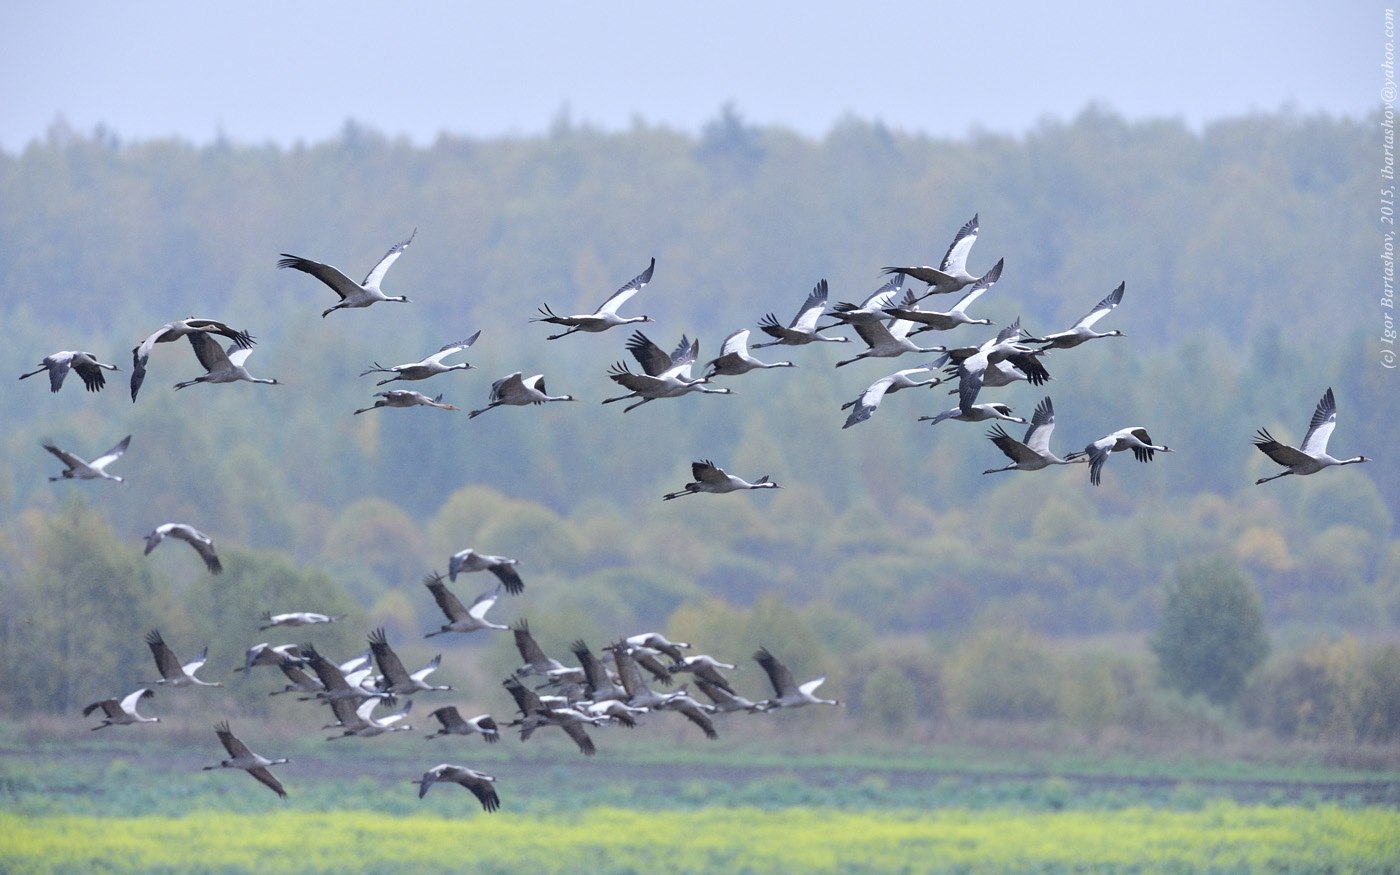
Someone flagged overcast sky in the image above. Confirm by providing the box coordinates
[0,1,1379,151]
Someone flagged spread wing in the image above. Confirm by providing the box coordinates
[691,460,729,485]
[596,257,655,315]
[625,331,674,376]
[214,721,253,758]
[940,213,980,273]
[425,574,469,621]
[278,255,361,299]
[90,435,132,469]
[361,229,416,288]
[789,279,830,332]
[753,646,796,697]
[424,331,481,365]
[187,332,231,373]
[41,441,84,470]
[1075,281,1125,329]
[488,563,524,596]
[1299,387,1337,457]
[248,767,288,798]
[368,627,414,687]
[1021,397,1058,456]
[145,630,184,680]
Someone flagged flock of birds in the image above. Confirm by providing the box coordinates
[78,607,840,807]
[29,213,1371,810]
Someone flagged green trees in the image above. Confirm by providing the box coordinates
[1151,557,1269,705]
[2,497,162,713]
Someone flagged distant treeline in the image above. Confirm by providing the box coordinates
[0,109,1394,731]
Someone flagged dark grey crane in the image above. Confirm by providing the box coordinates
[278,230,416,317]
[20,351,119,393]
[203,722,289,798]
[1253,387,1369,484]
[533,257,656,339]
[143,523,222,574]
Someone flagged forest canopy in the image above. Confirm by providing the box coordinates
[0,107,1393,729]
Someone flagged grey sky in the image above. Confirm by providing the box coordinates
[0,1,1378,151]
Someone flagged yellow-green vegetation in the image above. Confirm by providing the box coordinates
[5,803,1399,874]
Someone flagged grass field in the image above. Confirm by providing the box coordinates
[5,721,1399,874]
[6,804,1400,874]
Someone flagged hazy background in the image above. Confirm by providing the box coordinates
[0,1,1377,150]
[0,0,1394,759]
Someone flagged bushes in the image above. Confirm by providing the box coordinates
[944,627,1061,722]
[1244,636,1400,742]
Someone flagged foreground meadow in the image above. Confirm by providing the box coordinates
[6,804,1400,874]
[6,722,1398,874]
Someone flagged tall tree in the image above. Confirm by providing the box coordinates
[1152,556,1269,705]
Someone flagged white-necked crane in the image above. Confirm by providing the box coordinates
[753,646,840,709]
[669,655,739,694]
[884,258,1004,334]
[353,390,457,415]
[299,643,386,703]
[259,611,342,631]
[753,279,851,347]
[43,434,130,483]
[20,351,119,393]
[624,632,692,663]
[604,640,673,687]
[416,764,500,811]
[448,549,524,595]
[83,688,159,729]
[603,332,733,412]
[834,289,946,368]
[173,333,280,390]
[883,213,990,298]
[609,641,678,711]
[325,696,413,739]
[369,627,451,694]
[278,229,416,318]
[920,402,1028,428]
[203,722,289,798]
[146,630,223,688]
[468,372,575,417]
[533,257,656,339]
[360,331,481,385]
[840,363,942,428]
[130,318,254,401]
[583,698,648,727]
[981,396,1085,474]
[502,673,598,756]
[658,691,720,739]
[1253,387,1369,484]
[425,706,500,743]
[423,574,509,636]
[1036,282,1126,349]
[702,328,796,378]
[943,319,1042,412]
[1069,427,1173,486]
[143,523,222,574]
[663,460,780,500]
[511,619,574,680]
[267,658,324,696]
[570,639,628,703]
[236,643,305,674]
[694,678,767,713]
[824,273,908,326]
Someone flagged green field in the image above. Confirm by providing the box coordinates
[6,804,1399,874]
[6,725,1400,874]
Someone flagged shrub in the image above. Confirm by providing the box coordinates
[944,626,1060,721]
